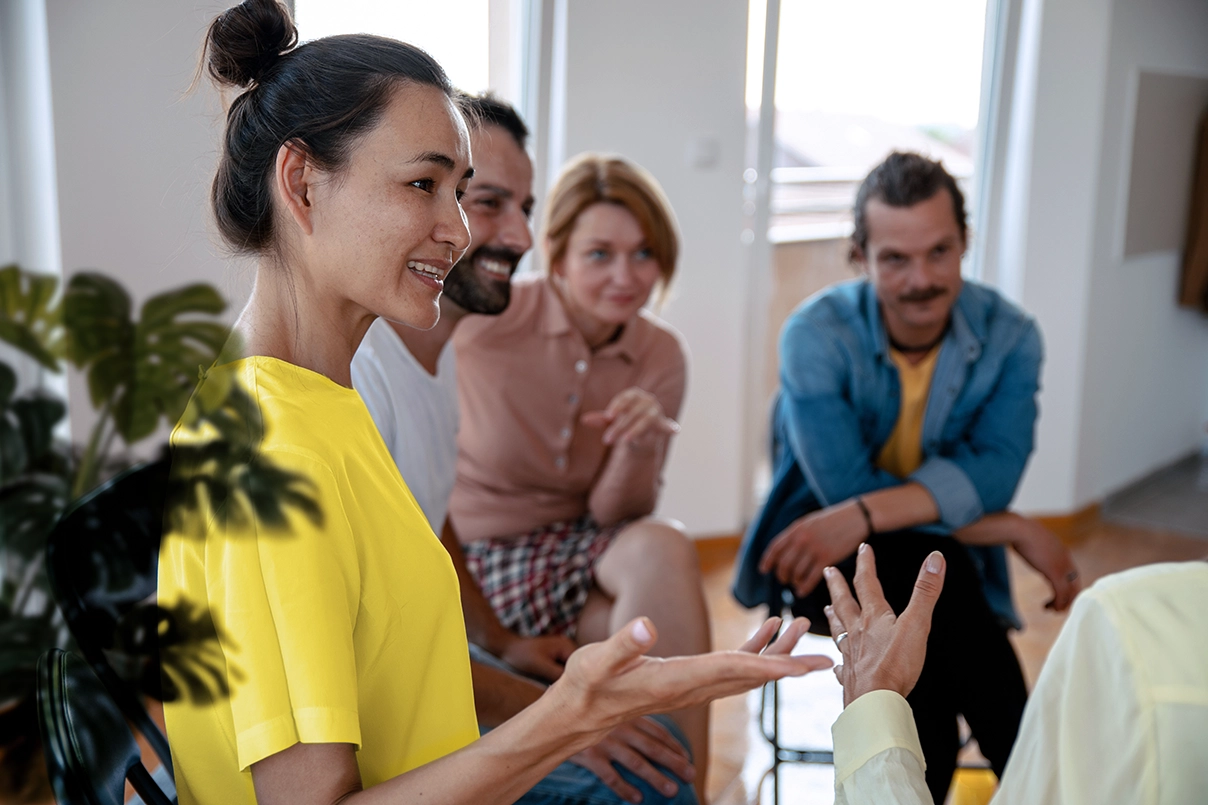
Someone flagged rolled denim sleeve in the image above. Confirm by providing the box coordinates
[779,313,900,506]
[909,321,1043,529]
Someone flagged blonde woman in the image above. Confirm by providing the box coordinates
[450,154,713,792]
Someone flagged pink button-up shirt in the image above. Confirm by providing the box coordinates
[450,275,688,542]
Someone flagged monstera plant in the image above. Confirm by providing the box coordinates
[0,263,229,800]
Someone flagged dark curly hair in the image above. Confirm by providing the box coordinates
[850,151,968,258]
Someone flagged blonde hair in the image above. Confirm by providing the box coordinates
[542,153,680,295]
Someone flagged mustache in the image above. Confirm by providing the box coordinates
[898,286,947,303]
[462,245,524,274]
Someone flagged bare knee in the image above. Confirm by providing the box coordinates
[614,518,701,580]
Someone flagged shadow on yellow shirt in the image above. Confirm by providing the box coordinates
[159,357,478,805]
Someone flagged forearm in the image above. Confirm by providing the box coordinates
[587,440,667,526]
[857,483,940,534]
[442,519,514,654]
[952,511,1024,546]
[472,661,544,729]
[348,693,603,805]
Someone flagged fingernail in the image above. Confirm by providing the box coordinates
[632,619,653,644]
[858,542,868,554]
[663,783,678,795]
[925,551,943,574]
[822,566,834,579]
[823,605,833,617]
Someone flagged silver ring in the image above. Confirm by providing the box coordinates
[834,631,849,649]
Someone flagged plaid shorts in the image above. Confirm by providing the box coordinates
[463,516,628,639]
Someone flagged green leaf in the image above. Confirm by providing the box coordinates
[63,272,133,409]
[0,363,27,482]
[64,273,229,446]
[0,264,64,371]
[120,284,228,442]
[0,474,70,560]
[11,392,67,468]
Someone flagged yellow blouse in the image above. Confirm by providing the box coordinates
[158,357,478,805]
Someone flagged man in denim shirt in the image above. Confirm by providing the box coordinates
[734,152,1080,803]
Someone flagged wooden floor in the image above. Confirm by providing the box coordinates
[699,518,1208,804]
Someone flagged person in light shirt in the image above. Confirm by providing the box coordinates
[823,546,1208,805]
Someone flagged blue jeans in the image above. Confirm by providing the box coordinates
[512,714,698,805]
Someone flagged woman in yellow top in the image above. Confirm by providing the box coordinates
[157,2,830,804]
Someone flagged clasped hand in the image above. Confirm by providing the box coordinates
[581,387,679,450]
[758,502,867,598]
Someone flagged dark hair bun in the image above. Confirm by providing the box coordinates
[206,0,298,88]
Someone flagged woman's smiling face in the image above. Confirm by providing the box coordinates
[297,82,474,332]
[551,202,662,340]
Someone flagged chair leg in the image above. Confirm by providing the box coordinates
[772,677,780,805]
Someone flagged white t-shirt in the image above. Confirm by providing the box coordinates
[351,317,459,532]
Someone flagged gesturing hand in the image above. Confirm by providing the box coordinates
[758,501,868,598]
[822,544,946,707]
[580,387,679,450]
[500,634,577,682]
[568,717,694,803]
[553,615,831,741]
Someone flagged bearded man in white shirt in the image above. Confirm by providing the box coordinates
[351,93,698,805]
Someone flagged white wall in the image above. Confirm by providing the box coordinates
[43,0,241,448]
[558,0,750,536]
[1074,0,1208,502]
[1000,0,1208,512]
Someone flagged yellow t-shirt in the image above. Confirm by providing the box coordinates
[158,357,478,804]
[876,347,941,478]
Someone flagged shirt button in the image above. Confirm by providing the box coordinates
[554,456,566,469]
[575,359,588,374]
[560,427,572,439]
[568,393,579,405]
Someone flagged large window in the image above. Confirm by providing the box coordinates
[749,0,990,241]
[294,0,491,95]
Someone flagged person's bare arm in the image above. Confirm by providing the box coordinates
[251,615,831,805]
[472,645,695,799]
[954,512,1081,611]
[760,482,939,597]
[441,518,576,681]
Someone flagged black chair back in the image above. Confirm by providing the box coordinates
[45,459,173,772]
[36,648,175,805]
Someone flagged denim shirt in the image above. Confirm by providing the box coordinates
[733,278,1043,629]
